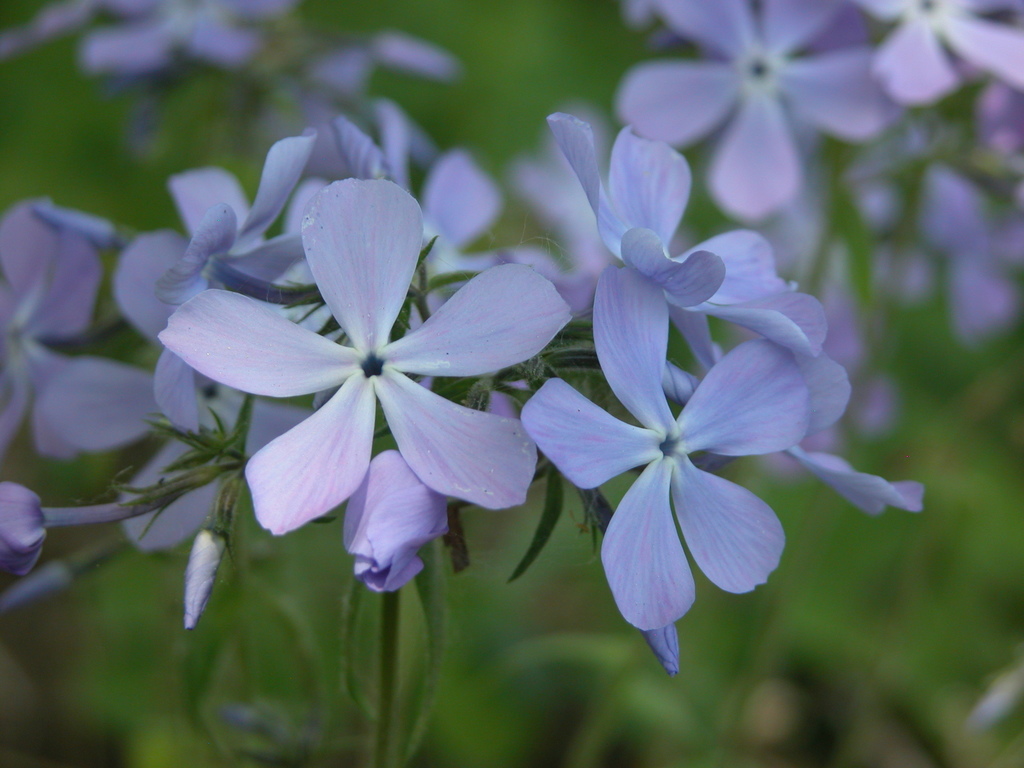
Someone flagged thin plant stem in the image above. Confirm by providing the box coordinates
[375,589,401,768]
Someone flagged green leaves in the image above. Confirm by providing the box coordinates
[508,465,564,582]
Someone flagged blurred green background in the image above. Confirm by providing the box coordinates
[2,1,1024,766]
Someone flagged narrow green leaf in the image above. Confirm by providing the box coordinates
[339,578,373,716]
[508,467,564,582]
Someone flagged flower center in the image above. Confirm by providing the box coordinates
[748,59,769,79]
[361,353,385,378]
[659,435,682,458]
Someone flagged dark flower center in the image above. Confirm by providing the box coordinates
[920,0,935,10]
[659,435,680,457]
[361,353,385,377]
[749,59,768,79]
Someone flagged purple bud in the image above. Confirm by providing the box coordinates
[0,483,45,576]
[642,623,680,676]
[183,530,226,630]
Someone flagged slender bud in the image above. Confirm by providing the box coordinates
[183,530,226,630]
[0,482,45,576]
[642,624,680,677]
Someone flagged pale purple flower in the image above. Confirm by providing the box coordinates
[617,0,894,219]
[345,450,448,592]
[977,81,1024,154]
[0,200,102,464]
[522,266,809,630]
[160,178,571,534]
[858,0,1024,105]
[788,447,924,514]
[548,112,826,364]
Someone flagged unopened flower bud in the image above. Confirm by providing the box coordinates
[183,530,226,630]
[0,482,45,576]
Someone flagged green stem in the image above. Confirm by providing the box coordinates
[375,590,401,768]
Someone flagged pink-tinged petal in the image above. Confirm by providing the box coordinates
[950,260,1020,344]
[154,348,198,431]
[790,447,923,514]
[236,132,317,247]
[672,457,784,593]
[763,0,844,54]
[0,482,45,576]
[113,231,186,341]
[372,30,461,82]
[709,94,802,220]
[688,230,790,304]
[608,128,691,246]
[602,458,694,630]
[946,15,1024,92]
[547,113,603,216]
[594,266,676,433]
[160,289,359,397]
[657,0,756,57]
[781,48,895,141]
[703,291,827,357]
[344,450,448,592]
[616,61,740,147]
[248,375,376,534]
[620,229,725,308]
[247,400,309,454]
[78,21,173,74]
[168,168,249,236]
[36,357,155,451]
[155,203,236,304]
[385,264,570,376]
[798,353,850,436]
[423,150,502,249]
[375,372,536,509]
[0,199,58,293]
[301,179,423,350]
[28,230,102,339]
[680,339,809,455]
[873,20,959,105]
[522,379,662,488]
[123,443,219,551]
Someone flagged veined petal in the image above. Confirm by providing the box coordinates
[872,20,959,105]
[616,61,740,147]
[781,48,894,141]
[375,372,536,509]
[790,447,924,514]
[672,457,785,593]
[547,113,603,216]
[669,305,720,370]
[113,230,186,342]
[423,149,502,249]
[36,357,155,452]
[643,624,680,676]
[709,94,802,220]
[247,375,376,534]
[702,291,827,357]
[608,128,691,247]
[594,266,676,433]
[168,168,249,236]
[679,339,809,455]
[236,131,317,247]
[602,458,694,630]
[156,203,236,305]
[301,179,423,350]
[159,289,359,397]
[657,0,756,57]
[688,230,789,304]
[620,229,725,308]
[522,379,662,488]
[385,264,570,377]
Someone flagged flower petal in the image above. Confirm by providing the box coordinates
[608,128,691,247]
[616,61,740,147]
[798,353,851,436]
[657,0,756,57]
[113,230,186,342]
[945,15,1024,93]
[642,624,680,676]
[522,379,662,488]
[301,179,423,350]
[781,48,894,141]
[703,291,827,357]
[247,375,376,534]
[0,482,44,576]
[679,339,809,455]
[371,30,462,82]
[385,264,570,377]
[688,229,790,304]
[423,149,502,249]
[160,289,359,397]
[331,115,387,180]
[236,131,317,247]
[168,168,249,236]
[28,229,102,340]
[547,112,603,216]
[762,0,844,55]
[709,93,802,220]
[155,203,236,305]
[789,447,924,514]
[672,457,785,593]
[154,348,199,431]
[79,20,173,74]
[375,372,536,509]
[872,20,959,105]
[620,228,725,308]
[602,458,695,630]
[594,266,676,432]
[0,199,58,294]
